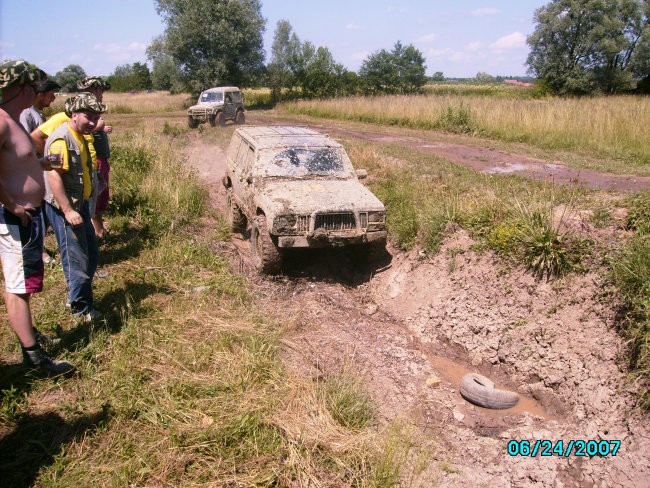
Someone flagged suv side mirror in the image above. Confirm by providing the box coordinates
[356,169,368,180]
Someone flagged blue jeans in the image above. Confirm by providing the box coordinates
[45,201,98,314]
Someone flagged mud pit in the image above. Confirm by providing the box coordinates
[185,127,649,487]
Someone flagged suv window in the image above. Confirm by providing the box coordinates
[200,92,223,103]
[230,91,242,103]
[262,147,352,178]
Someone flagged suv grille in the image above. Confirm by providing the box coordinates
[314,212,356,231]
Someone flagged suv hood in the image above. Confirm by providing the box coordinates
[255,179,385,215]
[188,102,223,110]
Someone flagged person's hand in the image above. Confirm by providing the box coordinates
[103,125,113,134]
[63,208,83,227]
[8,203,34,227]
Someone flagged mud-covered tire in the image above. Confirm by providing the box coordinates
[216,111,225,127]
[235,110,245,125]
[226,191,246,234]
[188,116,198,129]
[209,113,217,127]
[251,215,282,274]
[460,373,519,410]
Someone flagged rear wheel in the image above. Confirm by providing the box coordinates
[235,110,245,125]
[188,116,198,129]
[251,215,282,274]
[226,191,246,234]
[209,113,218,127]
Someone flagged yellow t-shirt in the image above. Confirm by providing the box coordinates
[38,112,97,170]
[48,127,92,200]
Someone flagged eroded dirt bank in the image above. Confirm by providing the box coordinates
[185,126,649,487]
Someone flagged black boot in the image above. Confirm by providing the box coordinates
[22,346,75,377]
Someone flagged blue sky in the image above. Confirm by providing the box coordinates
[1,0,548,79]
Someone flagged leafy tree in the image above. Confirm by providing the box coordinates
[430,71,445,82]
[294,43,348,98]
[54,64,87,92]
[147,36,184,92]
[106,62,152,91]
[133,62,153,90]
[359,41,427,94]
[154,0,265,92]
[268,19,301,101]
[476,71,496,82]
[527,0,649,95]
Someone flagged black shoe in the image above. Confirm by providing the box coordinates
[22,347,75,377]
[33,327,61,347]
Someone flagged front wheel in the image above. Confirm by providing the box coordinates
[188,116,198,129]
[216,111,225,127]
[251,215,282,274]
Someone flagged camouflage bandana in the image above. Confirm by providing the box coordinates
[0,60,47,90]
[77,76,111,91]
[64,92,107,117]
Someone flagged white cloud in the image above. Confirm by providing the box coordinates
[427,48,453,59]
[93,43,122,55]
[346,23,364,30]
[466,41,483,52]
[471,8,499,16]
[416,33,438,43]
[128,42,147,52]
[490,32,526,50]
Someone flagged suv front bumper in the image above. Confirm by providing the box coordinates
[277,230,387,248]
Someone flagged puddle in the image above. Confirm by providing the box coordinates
[484,162,526,174]
[426,352,553,420]
[399,324,555,420]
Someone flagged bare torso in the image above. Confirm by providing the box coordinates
[0,109,45,207]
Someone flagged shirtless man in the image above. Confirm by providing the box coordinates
[0,60,74,375]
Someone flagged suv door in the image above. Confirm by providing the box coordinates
[224,92,236,119]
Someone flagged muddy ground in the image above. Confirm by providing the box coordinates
[185,118,649,488]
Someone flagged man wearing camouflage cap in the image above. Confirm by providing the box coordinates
[44,92,106,323]
[0,60,74,375]
[77,76,113,239]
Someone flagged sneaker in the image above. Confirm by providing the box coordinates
[73,309,104,324]
[95,269,109,279]
[22,347,75,376]
[33,327,61,347]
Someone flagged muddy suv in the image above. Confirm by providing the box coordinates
[187,86,245,128]
[223,126,387,273]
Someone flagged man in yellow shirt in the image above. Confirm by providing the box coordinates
[44,93,106,323]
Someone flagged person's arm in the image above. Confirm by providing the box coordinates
[95,117,112,134]
[47,169,82,226]
[31,128,47,157]
[46,139,82,226]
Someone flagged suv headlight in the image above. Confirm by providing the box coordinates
[273,215,296,234]
[361,211,385,231]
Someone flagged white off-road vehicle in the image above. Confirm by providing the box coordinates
[223,126,387,273]
[187,86,245,128]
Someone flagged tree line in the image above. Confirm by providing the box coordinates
[54,0,649,97]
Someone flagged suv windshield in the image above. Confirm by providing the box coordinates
[261,147,355,178]
[199,92,223,103]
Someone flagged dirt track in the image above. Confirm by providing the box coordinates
[185,120,649,487]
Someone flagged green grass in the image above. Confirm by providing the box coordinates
[611,193,650,409]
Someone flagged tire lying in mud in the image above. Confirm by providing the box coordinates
[460,373,519,410]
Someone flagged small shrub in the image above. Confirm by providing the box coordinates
[110,104,135,114]
[321,374,374,430]
[162,122,188,138]
[517,210,581,280]
[626,193,650,233]
[435,103,474,133]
